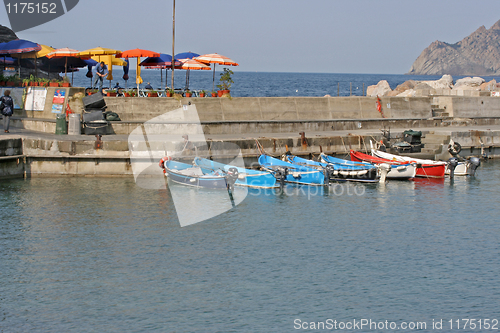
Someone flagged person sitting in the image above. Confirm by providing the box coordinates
[145,82,153,90]
[117,88,124,97]
[114,82,121,90]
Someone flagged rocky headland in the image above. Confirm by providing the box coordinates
[408,20,500,76]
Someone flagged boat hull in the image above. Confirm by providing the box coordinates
[371,149,446,178]
[291,154,379,183]
[194,157,277,188]
[165,160,229,189]
[350,150,416,179]
[258,155,326,185]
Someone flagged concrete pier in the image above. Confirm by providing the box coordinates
[2,92,500,178]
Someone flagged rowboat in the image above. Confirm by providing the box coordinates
[163,159,238,189]
[258,155,325,185]
[350,150,416,180]
[193,157,278,188]
[371,149,446,178]
[287,154,379,183]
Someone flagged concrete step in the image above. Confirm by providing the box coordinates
[421,147,440,154]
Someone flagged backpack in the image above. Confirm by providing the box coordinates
[1,106,12,116]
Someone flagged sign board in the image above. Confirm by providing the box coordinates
[25,87,48,111]
[51,104,63,113]
[53,89,66,104]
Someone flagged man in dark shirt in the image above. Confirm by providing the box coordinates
[145,82,153,90]
[93,62,108,90]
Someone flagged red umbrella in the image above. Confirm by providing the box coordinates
[116,48,161,89]
[194,53,239,91]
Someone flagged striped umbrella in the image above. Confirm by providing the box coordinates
[46,48,82,77]
[194,53,239,91]
[179,59,211,90]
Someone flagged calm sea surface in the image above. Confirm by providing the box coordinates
[2,72,500,332]
[68,69,500,97]
[1,160,500,332]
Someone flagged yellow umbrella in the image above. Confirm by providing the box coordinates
[77,47,121,57]
[78,48,121,88]
[91,55,127,66]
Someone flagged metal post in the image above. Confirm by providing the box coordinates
[362,83,365,96]
[337,82,339,97]
[350,82,352,96]
[171,0,175,90]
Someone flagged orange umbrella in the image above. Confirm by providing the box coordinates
[194,53,239,91]
[116,49,160,90]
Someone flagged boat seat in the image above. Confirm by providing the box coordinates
[177,167,204,176]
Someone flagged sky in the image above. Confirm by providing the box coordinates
[1,0,500,74]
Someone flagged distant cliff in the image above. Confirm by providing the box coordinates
[0,25,18,43]
[408,20,500,76]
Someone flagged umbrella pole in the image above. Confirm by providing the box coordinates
[65,57,67,77]
[212,64,215,92]
[161,68,163,85]
[35,55,38,78]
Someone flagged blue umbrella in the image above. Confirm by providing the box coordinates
[82,59,98,86]
[123,58,130,86]
[140,54,181,89]
[174,52,200,60]
[0,39,41,76]
[0,39,41,54]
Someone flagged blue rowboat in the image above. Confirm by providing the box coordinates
[258,155,325,185]
[286,154,379,183]
[164,159,238,189]
[193,157,278,188]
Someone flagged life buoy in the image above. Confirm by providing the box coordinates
[159,156,172,169]
[448,142,462,155]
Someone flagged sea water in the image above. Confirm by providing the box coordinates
[69,69,500,97]
[1,160,500,332]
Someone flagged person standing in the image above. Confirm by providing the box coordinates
[93,61,108,90]
[0,89,14,133]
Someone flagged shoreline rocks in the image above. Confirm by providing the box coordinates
[367,75,499,97]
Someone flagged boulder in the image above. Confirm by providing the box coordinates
[367,80,392,97]
[420,74,454,89]
[478,79,497,91]
[453,76,485,90]
[387,80,416,96]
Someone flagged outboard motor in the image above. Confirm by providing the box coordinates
[225,167,239,193]
[274,167,288,189]
[323,165,336,185]
[448,141,462,156]
[378,163,391,183]
[468,156,481,177]
[447,157,459,179]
